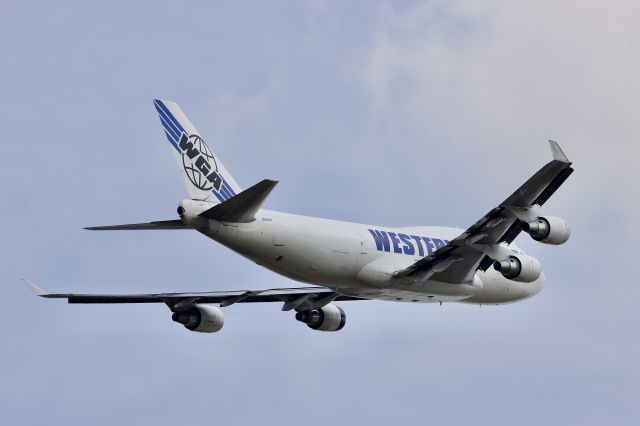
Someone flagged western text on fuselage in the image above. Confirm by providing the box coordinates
[368,229,450,256]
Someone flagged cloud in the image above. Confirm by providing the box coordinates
[357,0,640,220]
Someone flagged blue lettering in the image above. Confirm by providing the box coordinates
[368,229,390,252]
[369,230,451,257]
[398,233,415,255]
[410,235,424,256]
[387,232,403,254]
[178,133,199,159]
[432,238,446,251]
[422,237,435,256]
[195,156,211,175]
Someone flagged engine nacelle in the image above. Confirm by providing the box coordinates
[493,254,542,283]
[523,216,570,245]
[171,304,224,333]
[295,304,346,332]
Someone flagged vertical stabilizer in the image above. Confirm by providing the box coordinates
[153,99,242,202]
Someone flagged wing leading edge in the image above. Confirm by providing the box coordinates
[395,141,574,283]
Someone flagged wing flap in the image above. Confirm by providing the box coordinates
[532,166,574,206]
[502,141,573,208]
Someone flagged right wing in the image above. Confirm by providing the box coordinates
[23,280,364,311]
[395,140,574,283]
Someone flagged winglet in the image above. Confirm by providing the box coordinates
[23,279,48,297]
[549,140,570,163]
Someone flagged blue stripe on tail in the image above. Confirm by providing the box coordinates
[154,100,185,134]
[222,180,236,197]
[154,99,236,204]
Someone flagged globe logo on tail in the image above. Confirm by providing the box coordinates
[178,133,222,192]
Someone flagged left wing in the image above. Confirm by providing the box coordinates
[395,140,574,283]
[23,280,364,311]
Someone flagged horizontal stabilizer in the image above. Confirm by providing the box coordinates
[199,179,277,223]
[85,220,187,231]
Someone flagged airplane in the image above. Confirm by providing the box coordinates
[24,100,574,333]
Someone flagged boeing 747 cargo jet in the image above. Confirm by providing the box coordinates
[25,100,574,333]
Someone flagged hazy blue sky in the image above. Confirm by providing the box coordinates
[2,1,638,425]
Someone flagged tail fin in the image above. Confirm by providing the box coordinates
[153,99,242,203]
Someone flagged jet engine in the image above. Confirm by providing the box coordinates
[295,304,346,332]
[493,254,542,283]
[171,304,224,333]
[522,216,570,245]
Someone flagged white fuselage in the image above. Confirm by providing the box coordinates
[180,200,544,305]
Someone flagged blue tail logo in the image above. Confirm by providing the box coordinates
[178,133,222,191]
[154,99,238,202]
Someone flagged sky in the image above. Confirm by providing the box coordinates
[1,1,639,424]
